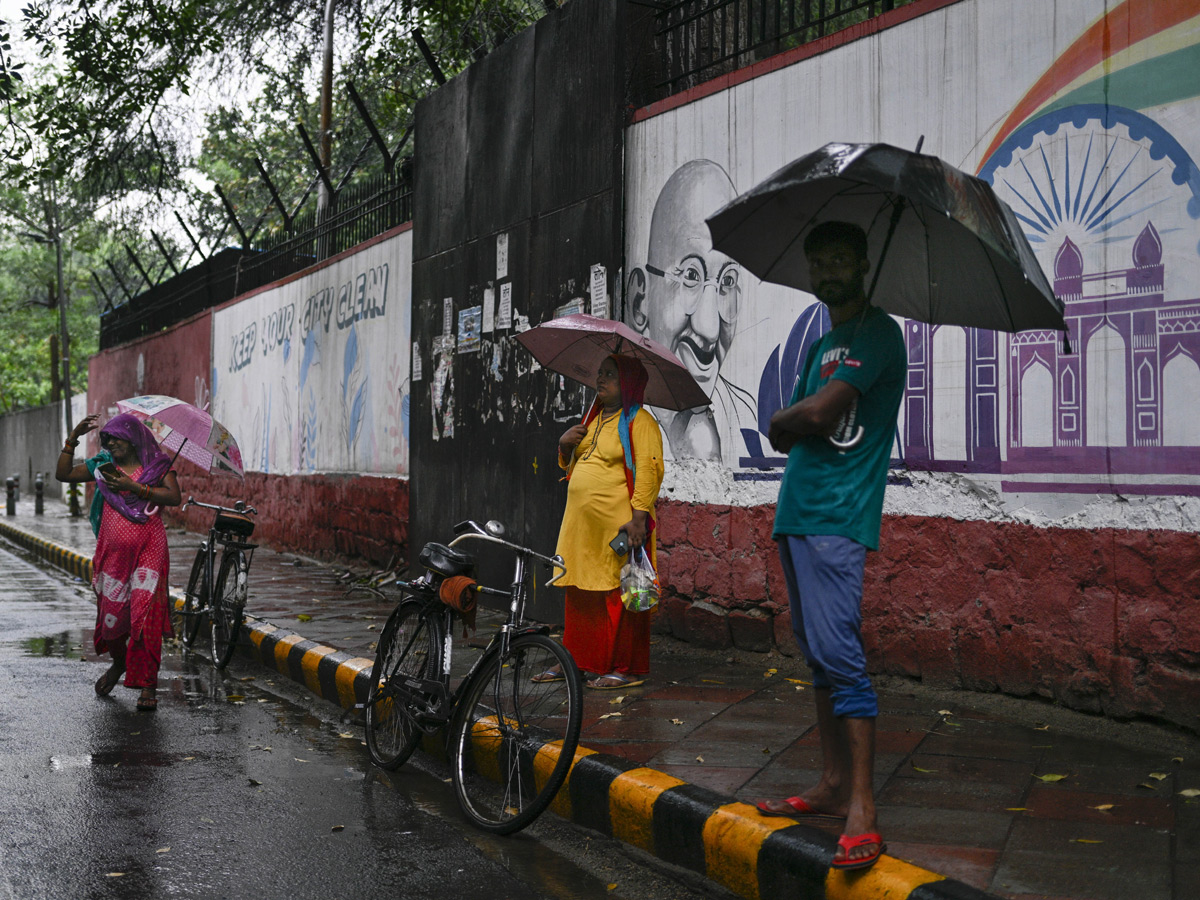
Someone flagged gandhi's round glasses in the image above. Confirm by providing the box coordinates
[646,258,740,322]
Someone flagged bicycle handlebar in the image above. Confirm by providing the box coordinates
[183,495,258,517]
[448,521,567,586]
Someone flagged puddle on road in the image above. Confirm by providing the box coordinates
[19,629,86,659]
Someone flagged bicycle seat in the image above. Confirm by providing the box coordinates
[215,510,255,538]
[419,542,474,578]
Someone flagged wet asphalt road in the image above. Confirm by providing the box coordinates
[0,541,719,900]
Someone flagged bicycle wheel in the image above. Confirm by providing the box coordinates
[210,550,247,669]
[181,546,208,649]
[366,600,443,770]
[449,634,583,834]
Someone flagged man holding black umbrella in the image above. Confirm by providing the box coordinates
[757,221,906,872]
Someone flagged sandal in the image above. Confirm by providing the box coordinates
[530,667,565,683]
[755,796,846,819]
[831,832,886,871]
[94,666,124,698]
[586,673,645,690]
[136,690,158,712]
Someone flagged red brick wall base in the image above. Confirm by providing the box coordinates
[653,499,1200,733]
[165,471,409,568]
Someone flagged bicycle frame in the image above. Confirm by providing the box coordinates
[181,496,259,619]
[372,521,566,726]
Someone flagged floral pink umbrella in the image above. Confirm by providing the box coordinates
[115,395,245,478]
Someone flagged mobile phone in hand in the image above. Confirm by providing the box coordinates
[97,462,119,480]
[609,531,629,556]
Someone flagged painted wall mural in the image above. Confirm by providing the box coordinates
[624,0,1200,509]
[211,229,412,476]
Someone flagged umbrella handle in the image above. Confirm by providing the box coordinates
[866,197,907,305]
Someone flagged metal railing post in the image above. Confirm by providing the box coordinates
[34,472,44,514]
[6,477,15,515]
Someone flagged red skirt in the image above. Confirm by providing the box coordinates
[92,503,172,688]
[563,586,650,676]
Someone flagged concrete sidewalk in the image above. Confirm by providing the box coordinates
[2,500,1195,900]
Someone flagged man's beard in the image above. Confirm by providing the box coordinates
[815,279,862,307]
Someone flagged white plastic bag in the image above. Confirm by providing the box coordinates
[619,546,660,612]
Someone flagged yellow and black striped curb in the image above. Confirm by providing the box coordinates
[3,520,999,900]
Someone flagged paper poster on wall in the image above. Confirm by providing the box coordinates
[589,264,608,317]
[496,233,509,280]
[482,286,495,333]
[496,282,513,330]
[442,297,453,335]
[555,299,585,318]
[412,341,422,381]
[458,306,482,353]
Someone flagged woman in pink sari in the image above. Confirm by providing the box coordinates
[56,413,181,711]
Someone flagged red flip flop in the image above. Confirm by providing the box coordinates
[754,796,845,819]
[831,832,886,870]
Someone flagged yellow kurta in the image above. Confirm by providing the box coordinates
[555,408,664,591]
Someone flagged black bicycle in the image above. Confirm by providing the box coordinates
[365,519,583,834]
[180,497,258,669]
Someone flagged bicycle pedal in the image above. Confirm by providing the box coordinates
[466,639,489,650]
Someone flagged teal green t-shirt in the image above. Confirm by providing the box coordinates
[773,305,906,550]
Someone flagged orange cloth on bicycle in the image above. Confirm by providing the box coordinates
[554,408,664,592]
[440,575,478,633]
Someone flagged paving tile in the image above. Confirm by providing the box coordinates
[994,816,1172,900]
[641,684,756,704]
[1041,762,1179,798]
[1023,784,1173,828]
[877,774,1027,812]
[736,767,825,805]
[653,740,780,768]
[893,753,1032,784]
[1174,861,1200,900]
[1175,800,1200,864]
[876,805,1013,849]
[653,764,759,797]
[1037,732,1185,770]
[579,699,724,741]
[686,714,797,744]
[579,740,671,766]
[917,731,1046,764]
[884,843,998,892]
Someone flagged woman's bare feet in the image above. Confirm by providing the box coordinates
[94,664,124,697]
[136,688,158,712]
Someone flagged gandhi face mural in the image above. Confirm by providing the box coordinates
[630,160,741,398]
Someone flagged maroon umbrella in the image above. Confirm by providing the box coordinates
[514,314,711,411]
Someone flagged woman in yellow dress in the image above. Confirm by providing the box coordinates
[543,354,664,690]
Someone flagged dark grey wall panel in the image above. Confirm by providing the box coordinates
[413,75,469,259]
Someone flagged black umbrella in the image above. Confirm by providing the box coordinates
[705,141,1066,334]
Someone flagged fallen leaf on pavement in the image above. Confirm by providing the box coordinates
[106,873,125,878]
[183,756,195,761]
[249,778,262,786]
[937,709,952,716]
[762,747,771,754]
[609,696,625,705]
[786,678,811,685]
[1034,724,1050,731]
[1091,804,1114,811]
[1148,772,1168,781]
[671,718,685,725]
[297,614,313,622]
[1179,788,1200,798]
[331,825,345,832]
[1137,782,1158,790]
[911,764,938,774]
[1071,838,1103,844]
[156,847,170,854]
[240,675,255,681]
[294,758,309,763]
[1034,773,1068,783]
[1171,757,1183,764]
[226,694,244,702]
[696,756,704,763]
[338,732,355,739]
[1005,807,1027,812]
[606,885,617,892]
[598,712,623,720]
[763,668,777,678]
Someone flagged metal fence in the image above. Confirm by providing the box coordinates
[235,169,412,296]
[645,0,916,101]
[100,172,411,349]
